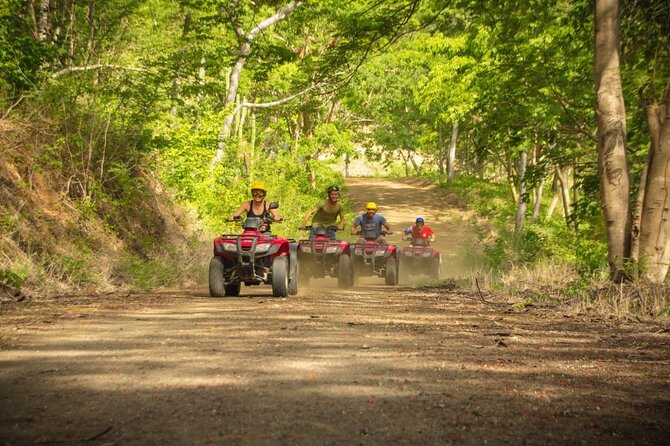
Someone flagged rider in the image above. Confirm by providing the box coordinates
[402,217,435,246]
[300,185,346,240]
[228,182,282,231]
[351,202,391,244]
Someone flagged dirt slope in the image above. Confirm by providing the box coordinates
[1,178,669,446]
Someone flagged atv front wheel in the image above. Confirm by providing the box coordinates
[385,258,398,285]
[288,260,299,296]
[337,254,352,288]
[209,256,226,297]
[272,256,289,297]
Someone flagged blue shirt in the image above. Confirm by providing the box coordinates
[354,213,387,239]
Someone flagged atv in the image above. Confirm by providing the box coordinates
[398,238,441,282]
[208,202,298,297]
[350,231,399,285]
[297,225,353,288]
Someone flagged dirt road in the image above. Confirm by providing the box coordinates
[1,178,669,445]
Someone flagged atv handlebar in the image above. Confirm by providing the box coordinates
[228,215,282,223]
[301,225,340,231]
[352,231,392,236]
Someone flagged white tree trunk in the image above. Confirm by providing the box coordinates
[556,166,572,227]
[531,175,545,224]
[515,152,527,233]
[224,1,302,106]
[447,121,458,180]
[595,0,631,282]
[638,101,670,282]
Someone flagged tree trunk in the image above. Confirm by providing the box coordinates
[630,149,651,265]
[437,126,444,175]
[224,1,302,106]
[38,0,49,42]
[515,151,527,233]
[86,0,96,64]
[638,101,670,282]
[595,0,631,282]
[409,151,421,175]
[546,170,560,219]
[556,166,573,228]
[447,121,458,180]
[345,153,350,178]
[531,174,545,224]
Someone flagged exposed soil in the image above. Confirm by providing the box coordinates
[1,178,669,446]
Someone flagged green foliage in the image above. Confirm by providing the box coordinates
[0,269,26,289]
[441,173,608,278]
[114,255,183,289]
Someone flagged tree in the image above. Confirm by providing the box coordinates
[594,0,631,282]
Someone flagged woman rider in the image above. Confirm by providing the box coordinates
[228,182,282,230]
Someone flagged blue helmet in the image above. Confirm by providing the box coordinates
[415,217,424,223]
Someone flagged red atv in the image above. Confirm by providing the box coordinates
[208,203,298,297]
[399,238,441,282]
[350,231,399,285]
[297,225,353,288]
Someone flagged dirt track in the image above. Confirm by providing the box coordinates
[1,178,669,445]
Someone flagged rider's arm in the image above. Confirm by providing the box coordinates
[351,216,360,235]
[228,202,249,221]
[337,206,346,230]
[428,227,435,241]
[300,207,317,229]
[380,215,390,233]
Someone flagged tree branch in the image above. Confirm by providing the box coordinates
[51,64,145,78]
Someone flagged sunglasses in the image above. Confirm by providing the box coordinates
[366,208,376,211]
[252,190,265,197]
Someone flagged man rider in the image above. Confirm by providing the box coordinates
[300,185,346,240]
[228,182,282,231]
[402,217,435,246]
[351,202,391,244]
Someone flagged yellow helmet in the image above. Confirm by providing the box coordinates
[366,202,377,211]
[250,182,267,193]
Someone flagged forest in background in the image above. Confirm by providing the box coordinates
[0,1,668,316]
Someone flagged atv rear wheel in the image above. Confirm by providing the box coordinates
[272,256,289,297]
[337,254,352,288]
[209,256,226,297]
[385,258,398,285]
[288,260,299,296]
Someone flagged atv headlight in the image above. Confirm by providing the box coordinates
[300,246,312,253]
[222,242,237,252]
[422,251,432,257]
[256,242,272,252]
[325,246,338,254]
